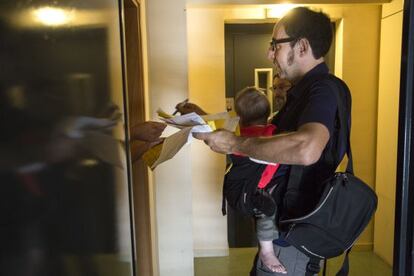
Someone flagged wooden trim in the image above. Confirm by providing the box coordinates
[132,0,140,6]
[123,0,153,274]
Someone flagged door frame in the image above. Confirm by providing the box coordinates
[119,0,154,275]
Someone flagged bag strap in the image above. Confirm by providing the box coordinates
[305,248,351,276]
[221,187,227,215]
[325,77,354,174]
[305,257,322,276]
[336,248,352,276]
[320,79,355,276]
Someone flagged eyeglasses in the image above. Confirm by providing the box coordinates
[269,37,298,52]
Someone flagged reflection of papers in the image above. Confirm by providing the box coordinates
[81,131,124,168]
[59,115,124,168]
[143,125,212,170]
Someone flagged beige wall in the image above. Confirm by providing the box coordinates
[336,5,381,248]
[187,4,381,256]
[374,0,404,266]
[187,7,268,258]
[146,0,194,275]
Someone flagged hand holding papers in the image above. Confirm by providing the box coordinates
[142,111,239,169]
[160,111,206,128]
[173,98,188,115]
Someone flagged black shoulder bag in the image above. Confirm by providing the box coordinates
[278,79,378,276]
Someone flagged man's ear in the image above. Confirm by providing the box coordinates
[297,38,310,56]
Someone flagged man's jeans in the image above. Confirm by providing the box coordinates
[250,244,321,276]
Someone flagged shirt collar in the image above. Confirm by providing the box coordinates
[288,62,329,99]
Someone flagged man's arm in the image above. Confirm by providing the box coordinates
[193,122,330,166]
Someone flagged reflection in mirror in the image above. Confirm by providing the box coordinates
[0,1,134,275]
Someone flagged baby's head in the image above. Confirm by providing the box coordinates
[235,87,270,127]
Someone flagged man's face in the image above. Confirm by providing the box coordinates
[267,25,298,81]
[272,77,291,112]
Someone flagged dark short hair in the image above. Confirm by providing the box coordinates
[279,7,333,59]
[235,87,270,126]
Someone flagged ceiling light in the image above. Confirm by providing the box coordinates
[33,7,72,26]
[266,4,296,19]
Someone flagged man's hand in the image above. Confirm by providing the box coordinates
[175,102,207,115]
[131,121,166,142]
[193,130,242,154]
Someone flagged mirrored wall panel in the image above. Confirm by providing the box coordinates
[0,1,134,275]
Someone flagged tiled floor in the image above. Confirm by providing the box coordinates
[194,248,392,276]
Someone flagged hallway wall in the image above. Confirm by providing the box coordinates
[188,7,268,258]
[146,0,194,275]
[374,0,404,266]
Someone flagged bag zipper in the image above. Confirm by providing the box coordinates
[285,223,295,239]
[280,185,334,224]
[280,173,345,224]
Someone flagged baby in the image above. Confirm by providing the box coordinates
[230,87,287,274]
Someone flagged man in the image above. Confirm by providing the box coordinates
[271,75,291,113]
[194,7,351,275]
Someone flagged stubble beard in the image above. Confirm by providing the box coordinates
[285,49,298,82]
[276,50,295,81]
[287,49,294,66]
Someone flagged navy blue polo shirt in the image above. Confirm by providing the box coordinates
[272,62,340,178]
[270,62,352,221]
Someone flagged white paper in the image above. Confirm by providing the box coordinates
[161,112,205,128]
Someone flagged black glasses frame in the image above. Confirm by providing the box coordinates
[269,37,298,51]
